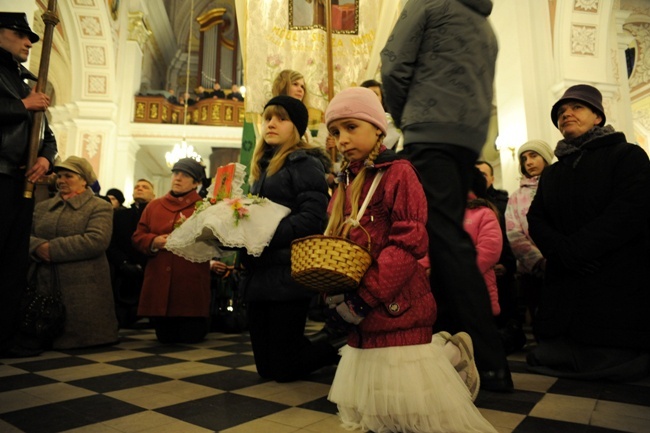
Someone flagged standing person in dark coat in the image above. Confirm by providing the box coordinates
[243,96,338,382]
[0,13,58,357]
[527,84,650,380]
[381,0,512,391]
[107,179,155,328]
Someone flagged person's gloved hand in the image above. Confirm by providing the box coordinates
[325,292,371,325]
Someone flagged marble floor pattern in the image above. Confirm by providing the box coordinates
[1,321,649,433]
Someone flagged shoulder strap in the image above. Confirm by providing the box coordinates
[345,169,384,227]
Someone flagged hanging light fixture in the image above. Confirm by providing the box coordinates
[165,141,201,167]
[165,0,200,168]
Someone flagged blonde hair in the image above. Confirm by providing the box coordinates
[250,104,320,182]
[325,137,383,237]
[272,69,308,106]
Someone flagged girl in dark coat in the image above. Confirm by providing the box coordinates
[243,95,338,382]
[324,87,496,432]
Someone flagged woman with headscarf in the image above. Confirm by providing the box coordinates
[133,158,211,343]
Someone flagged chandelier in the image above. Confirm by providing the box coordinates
[165,140,201,167]
[165,0,200,168]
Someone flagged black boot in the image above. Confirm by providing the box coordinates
[479,367,514,392]
[307,325,348,350]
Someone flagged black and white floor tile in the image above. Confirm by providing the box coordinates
[1,322,649,433]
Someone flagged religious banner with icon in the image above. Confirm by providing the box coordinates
[289,0,358,33]
[243,0,379,115]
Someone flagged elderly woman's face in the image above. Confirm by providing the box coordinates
[556,101,602,139]
[171,170,199,194]
[56,170,87,195]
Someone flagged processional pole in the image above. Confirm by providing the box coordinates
[24,0,60,199]
[324,0,337,162]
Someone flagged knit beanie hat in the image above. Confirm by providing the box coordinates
[325,87,388,135]
[264,95,309,137]
[172,158,206,182]
[106,188,125,205]
[518,140,554,176]
[551,84,606,128]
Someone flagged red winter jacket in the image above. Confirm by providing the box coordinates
[329,149,435,349]
[133,190,210,317]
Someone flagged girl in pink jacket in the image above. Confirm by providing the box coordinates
[464,167,502,316]
[504,139,553,321]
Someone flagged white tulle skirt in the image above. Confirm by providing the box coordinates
[328,337,497,433]
[165,197,291,262]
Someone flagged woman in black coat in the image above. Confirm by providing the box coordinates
[527,84,650,381]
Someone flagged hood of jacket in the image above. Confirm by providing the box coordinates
[345,146,405,176]
[459,0,493,16]
[303,146,332,173]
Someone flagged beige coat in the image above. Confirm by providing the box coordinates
[30,188,118,349]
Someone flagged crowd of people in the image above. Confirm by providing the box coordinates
[167,83,245,106]
[2,3,649,432]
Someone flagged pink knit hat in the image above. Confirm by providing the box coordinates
[325,87,388,135]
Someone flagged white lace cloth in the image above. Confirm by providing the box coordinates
[165,197,291,263]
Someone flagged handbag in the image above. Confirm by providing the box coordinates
[20,263,66,340]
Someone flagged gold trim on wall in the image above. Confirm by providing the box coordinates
[289,0,359,35]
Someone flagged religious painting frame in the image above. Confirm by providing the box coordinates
[289,0,359,35]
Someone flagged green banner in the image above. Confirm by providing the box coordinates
[238,117,257,195]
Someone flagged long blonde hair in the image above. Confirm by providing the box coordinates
[325,137,383,236]
[250,104,319,182]
[272,69,308,106]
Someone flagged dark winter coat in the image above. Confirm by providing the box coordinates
[29,188,118,349]
[133,190,211,317]
[527,131,650,350]
[334,149,435,349]
[380,0,498,154]
[242,148,329,302]
[0,47,57,177]
[107,202,150,269]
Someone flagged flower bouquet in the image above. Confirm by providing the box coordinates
[165,163,290,262]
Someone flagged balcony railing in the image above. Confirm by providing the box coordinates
[133,95,244,127]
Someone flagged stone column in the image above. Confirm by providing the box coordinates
[109,11,151,198]
[491,0,556,192]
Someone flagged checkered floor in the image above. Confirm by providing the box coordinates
[1,321,649,433]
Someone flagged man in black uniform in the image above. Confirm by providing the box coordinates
[0,13,57,357]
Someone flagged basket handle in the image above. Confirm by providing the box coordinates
[341,222,371,251]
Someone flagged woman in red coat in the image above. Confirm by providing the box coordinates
[132,158,210,343]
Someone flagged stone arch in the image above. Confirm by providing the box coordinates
[54,0,117,103]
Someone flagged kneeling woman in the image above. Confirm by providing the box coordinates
[133,158,210,343]
[30,156,118,351]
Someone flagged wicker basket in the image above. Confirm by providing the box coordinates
[291,225,372,293]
